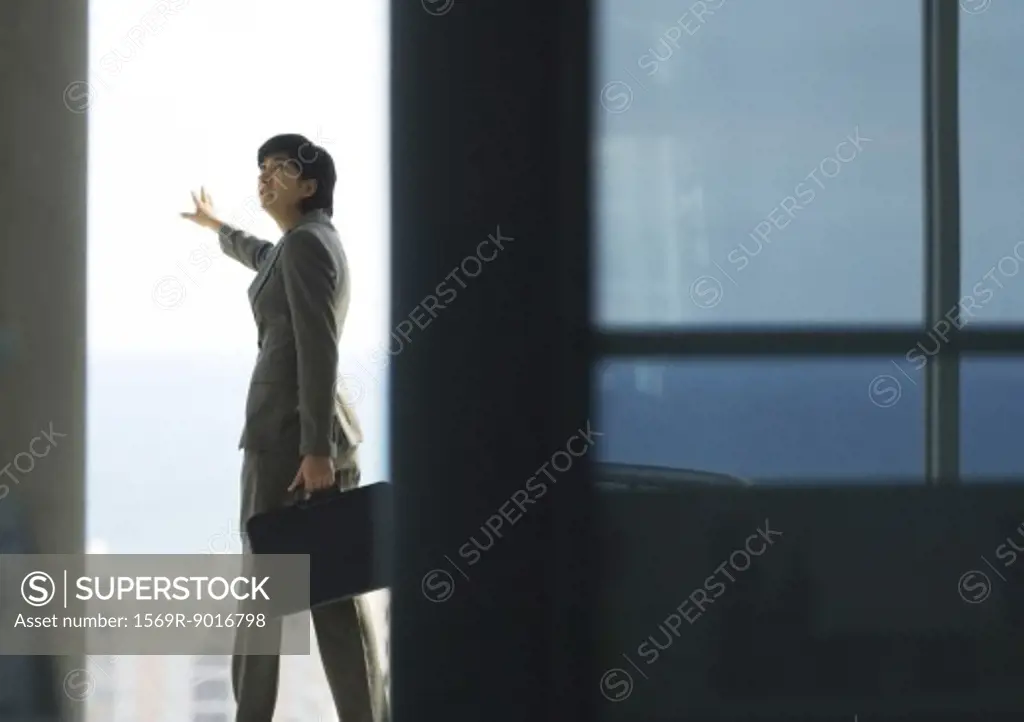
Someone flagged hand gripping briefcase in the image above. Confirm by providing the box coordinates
[245,481,393,616]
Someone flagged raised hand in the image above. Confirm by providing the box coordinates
[179,187,223,231]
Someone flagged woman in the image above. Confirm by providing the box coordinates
[181,133,386,722]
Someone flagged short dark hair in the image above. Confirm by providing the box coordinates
[257,133,336,216]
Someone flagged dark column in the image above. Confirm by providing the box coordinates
[389,1,594,721]
[0,3,88,720]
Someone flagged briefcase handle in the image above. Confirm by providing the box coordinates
[290,486,344,510]
[289,468,360,509]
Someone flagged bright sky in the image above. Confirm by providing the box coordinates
[87,0,389,355]
[84,5,391,712]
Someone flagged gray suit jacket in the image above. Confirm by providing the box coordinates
[217,209,363,467]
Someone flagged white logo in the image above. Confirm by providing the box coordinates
[599,668,634,702]
[868,374,902,408]
[689,275,724,309]
[422,0,454,16]
[22,571,56,607]
[599,80,634,114]
[960,0,992,14]
[63,669,96,701]
[421,569,455,602]
[958,570,992,604]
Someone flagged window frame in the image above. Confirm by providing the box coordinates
[597,0,985,485]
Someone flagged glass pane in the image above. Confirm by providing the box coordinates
[594,0,922,327]
[962,357,1024,480]
[961,3,1024,323]
[595,357,924,481]
[86,0,390,718]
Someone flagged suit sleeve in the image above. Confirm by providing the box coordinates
[279,231,339,457]
[218,224,274,271]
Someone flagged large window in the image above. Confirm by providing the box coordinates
[595,0,1012,485]
[86,0,389,718]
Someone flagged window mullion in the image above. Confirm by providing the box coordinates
[922,0,961,486]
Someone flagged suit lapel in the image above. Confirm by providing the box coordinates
[248,244,282,306]
[248,211,331,307]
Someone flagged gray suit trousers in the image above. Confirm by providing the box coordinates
[232,450,388,722]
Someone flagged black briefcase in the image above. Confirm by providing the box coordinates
[245,481,392,616]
